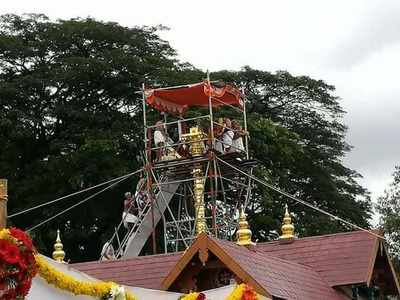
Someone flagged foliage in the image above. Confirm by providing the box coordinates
[0,13,191,260]
[376,166,400,273]
[212,67,371,239]
[0,14,372,262]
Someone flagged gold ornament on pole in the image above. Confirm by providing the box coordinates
[181,126,206,157]
[279,204,295,241]
[236,206,254,246]
[182,126,207,235]
[193,168,206,235]
[0,179,8,229]
[52,229,66,263]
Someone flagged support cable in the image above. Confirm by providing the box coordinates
[26,169,143,232]
[8,170,142,219]
[216,157,385,240]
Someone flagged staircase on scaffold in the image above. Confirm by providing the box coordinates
[116,178,179,258]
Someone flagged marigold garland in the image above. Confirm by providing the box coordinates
[35,254,137,300]
[0,227,259,300]
[225,283,260,300]
[179,292,205,300]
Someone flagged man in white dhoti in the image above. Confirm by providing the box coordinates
[222,118,234,153]
[232,120,248,152]
[154,120,181,160]
[100,241,116,261]
[122,192,138,230]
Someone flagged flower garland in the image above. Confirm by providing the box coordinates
[179,292,205,300]
[0,227,37,300]
[35,254,137,300]
[225,284,259,300]
[0,226,259,300]
[179,284,259,300]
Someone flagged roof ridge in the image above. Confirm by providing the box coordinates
[72,251,183,266]
[214,237,320,272]
[211,237,343,299]
[256,229,377,246]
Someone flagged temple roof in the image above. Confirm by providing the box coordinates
[73,230,398,299]
[207,237,343,299]
[256,230,379,287]
[73,252,182,289]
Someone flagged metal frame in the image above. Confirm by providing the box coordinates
[112,74,254,256]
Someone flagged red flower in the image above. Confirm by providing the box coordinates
[0,240,12,258]
[2,242,21,264]
[9,228,33,250]
[3,288,16,300]
[0,228,36,298]
[16,278,32,296]
[242,284,258,300]
[197,292,206,300]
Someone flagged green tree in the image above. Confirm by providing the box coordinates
[212,67,372,239]
[0,14,190,261]
[0,14,372,262]
[376,166,400,273]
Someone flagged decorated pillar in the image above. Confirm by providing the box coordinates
[193,167,206,234]
[182,127,207,235]
[0,179,7,229]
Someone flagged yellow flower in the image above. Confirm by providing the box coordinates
[34,255,138,300]
[0,228,17,244]
[181,292,200,300]
[226,284,245,300]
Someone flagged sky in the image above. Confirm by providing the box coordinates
[1,0,399,222]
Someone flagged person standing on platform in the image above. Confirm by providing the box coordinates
[122,192,138,230]
[222,118,234,153]
[232,120,248,152]
[153,120,181,160]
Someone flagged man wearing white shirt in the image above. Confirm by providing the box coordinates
[222,118,234,153]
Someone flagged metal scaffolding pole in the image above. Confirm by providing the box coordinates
[142,82,157,255]
[242,87,250,160]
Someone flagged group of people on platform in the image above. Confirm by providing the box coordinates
[153,117,249,161]
[100,118,249,260]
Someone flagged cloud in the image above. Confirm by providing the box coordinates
[326,1,400,69]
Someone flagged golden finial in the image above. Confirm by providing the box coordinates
[279,204,295,241]
[52,229,66,263]
[236,206,254,246]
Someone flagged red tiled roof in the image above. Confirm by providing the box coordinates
[211,237,344,300]
[73,252,182,289]
[256,230,379,287]
[72,230,379,297]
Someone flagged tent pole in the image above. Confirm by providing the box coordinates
[242,87,249,160]
[143,81,157,255]
[207,71,215,150]
[0,179,7,229]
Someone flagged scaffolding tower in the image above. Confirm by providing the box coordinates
[102,75,257,260]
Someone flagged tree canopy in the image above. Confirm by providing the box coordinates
[376,166,400,272]
[0,14,371,262]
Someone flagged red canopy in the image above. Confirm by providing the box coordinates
[145,81,243,114]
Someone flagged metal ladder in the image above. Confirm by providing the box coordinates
[100,176,179,260]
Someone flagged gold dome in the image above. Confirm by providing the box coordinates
[52,229,66,263]
[236,207,254,246]
[279,204,295,241]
